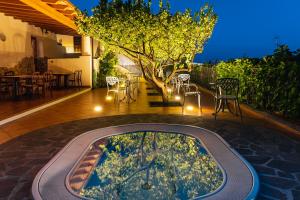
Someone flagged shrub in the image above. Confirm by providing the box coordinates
[210,45,300,118]
[93,51,118,88]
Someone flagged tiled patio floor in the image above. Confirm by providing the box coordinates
[0,81,299,199]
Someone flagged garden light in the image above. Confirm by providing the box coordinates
[175,95,181,101]
[106,95,113,101]
[94,105,103,112]
[186,105,194,111]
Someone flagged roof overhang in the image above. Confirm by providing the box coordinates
[0,0,78,35]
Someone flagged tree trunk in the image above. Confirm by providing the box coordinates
[160,86,169,103]
[138,60,169,102]
[147,80,169,103]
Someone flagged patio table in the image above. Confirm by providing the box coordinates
[0,75,33,99]
[119,78,136,103]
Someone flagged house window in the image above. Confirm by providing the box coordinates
[73,36,82,53]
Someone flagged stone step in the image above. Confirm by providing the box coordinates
[72,172,89,181]
[70,181,84,192]
[87,151,99,156]
[78,164,93,172]
[84,155,98,161]
[70,176,84,183]
[80,159,97,167]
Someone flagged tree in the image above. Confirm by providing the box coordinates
[75,0,217,102]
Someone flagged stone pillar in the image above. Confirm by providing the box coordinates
[81,36,91,56]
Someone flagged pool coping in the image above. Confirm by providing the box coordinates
[32,123,259,200]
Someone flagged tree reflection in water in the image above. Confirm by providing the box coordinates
[81,131,223,199]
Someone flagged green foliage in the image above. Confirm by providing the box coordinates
[190,63,216,87]
[215,58,259,100]
[94,50,119,88]
[215,45,300,118]
[80,131,223,199]
[75,0,217,101]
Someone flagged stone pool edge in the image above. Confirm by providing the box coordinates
[32,123,259,200]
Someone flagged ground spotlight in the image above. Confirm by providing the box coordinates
[186,105,194,111]
[106,95,113,101]
[175,95,181,101]
[94,105,103,112]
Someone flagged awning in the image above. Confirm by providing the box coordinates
[0,0,78,35]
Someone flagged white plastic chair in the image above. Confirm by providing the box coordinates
[177,74,190,93]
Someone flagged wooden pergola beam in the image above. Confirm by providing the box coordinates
[2,10,43,15]
[0,5,37,12]
[41,0,59,3]
[59,9,75,15]
[15,17,68,25]
[0,2,29,7]
[20,0,77,30]
[0,0,78,35]
[49,4,68,10]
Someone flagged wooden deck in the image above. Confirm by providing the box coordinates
[0,88,87,121]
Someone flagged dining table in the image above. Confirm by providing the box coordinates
[0,75,33,99]
[52,72,71,88]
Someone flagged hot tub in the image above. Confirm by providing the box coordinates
[32,124,259,200]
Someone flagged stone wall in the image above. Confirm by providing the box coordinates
[0,57,48,75]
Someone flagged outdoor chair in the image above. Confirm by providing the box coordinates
[106,76,125,102]
[4,71,14,76]
[21,74,43,97]
[182,83,202,115]
[0,78,10,99]
[0,71,14,98]
[47,70,57,88]
[43,72,54,96]
[2,71,15,97]
[127,73,140,96]
[177,73,190,94]
[170,76,178,93]
[69,70,82,87]
[76,70,83,87]
[213,78,242,121]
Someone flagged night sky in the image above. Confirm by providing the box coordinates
[71,0,300,62]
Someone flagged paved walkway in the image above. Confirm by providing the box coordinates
[0,82,299,199]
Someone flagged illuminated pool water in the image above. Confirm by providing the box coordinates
[80,131,224,199]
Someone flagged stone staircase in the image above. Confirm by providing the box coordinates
[69,139,107,192]
[119,64,142,75]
